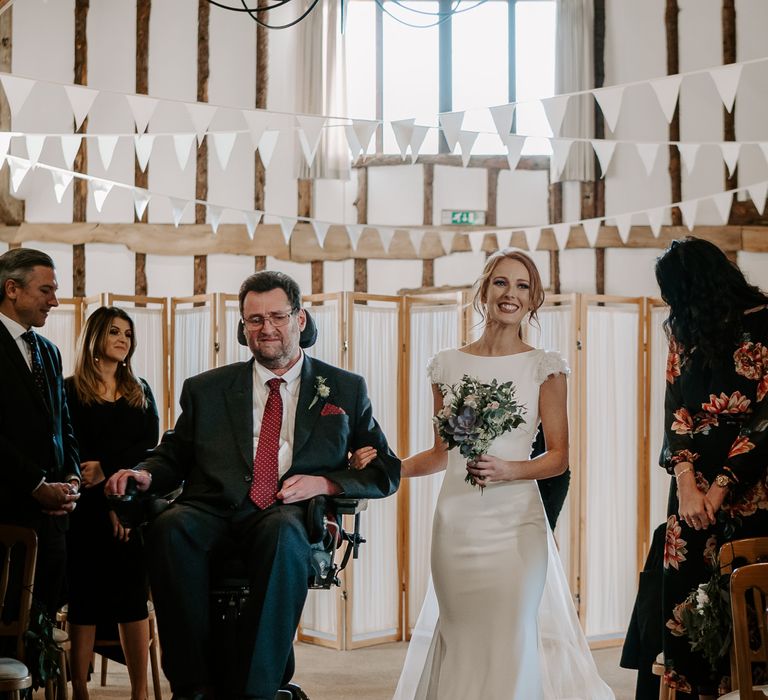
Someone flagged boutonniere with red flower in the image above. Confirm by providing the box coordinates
[308,376,330,409]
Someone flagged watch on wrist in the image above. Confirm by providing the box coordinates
[714,474,731,488]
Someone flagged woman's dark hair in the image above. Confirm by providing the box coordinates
[655,237,768,365]
[238,271,301,316]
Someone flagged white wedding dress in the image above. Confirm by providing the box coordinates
[393,348,614,700]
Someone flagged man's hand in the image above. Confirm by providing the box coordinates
[108,509,131,542]
[349,446,377,470]
[80,460,106,488]
[277,474,341,504]
[32,481,80,515]
[105,468,152,497]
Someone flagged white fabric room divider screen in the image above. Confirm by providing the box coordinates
[37,297,82,377]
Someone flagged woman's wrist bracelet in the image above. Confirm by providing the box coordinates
[675,466,693,480]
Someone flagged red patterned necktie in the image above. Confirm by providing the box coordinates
[249,377,284,509]
[21,330,48,402]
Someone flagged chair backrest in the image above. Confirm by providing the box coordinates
[0,525,38,660]
[719,537,768,575]
[729,562,768,699]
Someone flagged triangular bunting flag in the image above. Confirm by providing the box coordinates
[647,207,665,237]
[50,170,74,204]
[503,134,525,171]
[0,132,12,162]
[212,132,237,170]
[241,110,269,149]
[243,210,261,239]
[185,102,218,144]
[344,125,362,158]
[489,104,516,139]
[458,131,478,168]
[614,214,632,243]
[552,223,571,250]
[133,189,151,220]
[296,115,326,168]
[438,231,454,255]
[467,231,485,253]
[636,142,661,176]
[351,119,377,155]
[134,133,155,172]
[679,199,698,231]
[346,224,365,250]
[169,196,189,227]
[747,182,768,216]
[496,229,513,249]
[311,220,331,248]
[677,143,700,175]
[25,135,45,166]
[207,204,223,235]
[591,140,617,177]
[63,84,98,131]
[410,126,429,160]
[720,142,740,178]
[439,112,464,151]
[257,131,279,169]
[91,179,114,213]
[649,75,682,123]
[59,134,82,170]
[279,216,297,245]
[593,85,625,132]
[378,226,396,253]
[125,94,159,134]
[173,133,195,170]
[391,119,415,159]
[523,228,541,251]
[582,218,601,247]
[709,63,742,113]
[550,139,574,180]
[541,95,570,137]
[408,228,424,255]
[760,143,768,169]
[712,191,733,224]
[0,75,35,118]
[8,158,31,192]
[96,135,119,171]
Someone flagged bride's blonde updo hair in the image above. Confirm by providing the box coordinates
[471,248,546,328]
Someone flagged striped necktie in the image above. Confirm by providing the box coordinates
[21,330,49,402]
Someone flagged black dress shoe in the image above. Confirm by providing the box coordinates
[171,690,210,700]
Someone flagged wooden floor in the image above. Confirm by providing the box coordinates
[30,642,637,700]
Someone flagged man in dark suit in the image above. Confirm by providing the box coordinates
[107,270,401,700]
[0,247,80,614]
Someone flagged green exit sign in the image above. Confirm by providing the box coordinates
[441,209,487,226]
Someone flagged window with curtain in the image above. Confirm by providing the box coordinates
[344,0,556,155]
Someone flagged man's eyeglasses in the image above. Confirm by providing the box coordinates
[242,310,296,331]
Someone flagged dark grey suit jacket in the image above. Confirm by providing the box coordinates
[141,354,400,513]
[0,321,80,526]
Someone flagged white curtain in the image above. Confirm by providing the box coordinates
[349,303,400,642]
[295,0,349,180]
[172,306,213,423]
[529,303,576,579]
[406,304,460,632]
[648,305,671,542]
[584,305,639,638]
[304,302,342,366]
[554,0,594,182]
[116,304,167,432]
[38,305,78,377]
[221,302,251,367]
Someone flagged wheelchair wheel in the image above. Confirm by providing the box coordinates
[281,683,309,699]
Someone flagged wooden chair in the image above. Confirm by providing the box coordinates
[0,525,38,700]
[720,562,768,699]
[57,599,163,700]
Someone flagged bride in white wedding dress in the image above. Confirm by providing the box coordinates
[389,249,613,700]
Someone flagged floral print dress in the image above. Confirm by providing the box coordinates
[661,306,768,695]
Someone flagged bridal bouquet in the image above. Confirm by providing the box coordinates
[434,374,527,489]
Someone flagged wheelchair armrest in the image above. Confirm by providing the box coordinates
[106,480,179,529]
[329,497,368,516]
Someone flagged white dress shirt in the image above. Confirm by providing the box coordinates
[0,310,33,370]
[252,352,304,477]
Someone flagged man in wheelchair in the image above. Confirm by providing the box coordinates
[106,271,400,700]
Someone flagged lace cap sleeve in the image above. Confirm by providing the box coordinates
[426,352,443,385]
[534,350,570,386]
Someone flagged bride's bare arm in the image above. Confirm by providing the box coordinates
[401,384,449,478]
[467,372,569,483]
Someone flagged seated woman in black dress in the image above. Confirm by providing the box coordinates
[65,306,159,700]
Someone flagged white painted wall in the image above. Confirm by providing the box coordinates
[4,0,768,300]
